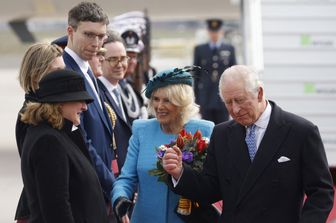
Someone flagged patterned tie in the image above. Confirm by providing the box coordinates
[245,124,257,161]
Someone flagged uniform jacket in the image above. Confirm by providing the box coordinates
[171,101,334,223]
[112,118,214,223]
[21,120,108,223]
[118,79,144,124]
[63,51,115,196]
[98,79,132,171]
[193,42,236,111]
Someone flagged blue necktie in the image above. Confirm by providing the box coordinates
[245,124,257,161]
[87,68,99,93]
[112,88,125,121]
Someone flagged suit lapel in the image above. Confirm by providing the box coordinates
[63,52,112,134]
[98,80,131,128]
[229,123,251,180]
[236,103,291,206]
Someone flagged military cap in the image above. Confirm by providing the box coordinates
[145,67,195,98]
[121,30,141,53]
[206,19,223,32]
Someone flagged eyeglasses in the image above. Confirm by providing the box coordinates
[105,56,130,66]
[128,55,138,62]
[82,31,106,42]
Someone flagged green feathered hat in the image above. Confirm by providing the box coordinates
[145,66,199,99]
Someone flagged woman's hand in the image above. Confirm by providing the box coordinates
[113,197,132,223]
[121,215,129,223]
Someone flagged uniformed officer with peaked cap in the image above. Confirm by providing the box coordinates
[193,18,237,124]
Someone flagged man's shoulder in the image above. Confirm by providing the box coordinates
[272,102,315,128]
[220,42,235,51]
[195,43,208,51]
[214,120,237,132]
[280,108,315,130]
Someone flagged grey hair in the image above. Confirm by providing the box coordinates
[68,2,109,29]
[218,65,263,100]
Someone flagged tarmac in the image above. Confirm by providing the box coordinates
[0,55,23,222]
[0,150,21,223]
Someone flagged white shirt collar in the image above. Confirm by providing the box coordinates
[98,76,118,92]
[71,125,78,132]
[254,100,272,129]
[64,47,89,74]
[209,40,222,49]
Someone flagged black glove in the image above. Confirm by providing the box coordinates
[113,197,132,222]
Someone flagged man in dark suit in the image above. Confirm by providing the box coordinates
[62,2,115,204]
[193,18,236,124]
[163,65,334,222]
[98,31,132,174]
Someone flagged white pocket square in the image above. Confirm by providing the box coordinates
[277,156,291,163]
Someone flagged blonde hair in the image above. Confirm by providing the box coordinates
[19,43,63,92]
[20,102,64,129]
[148,84,199,125]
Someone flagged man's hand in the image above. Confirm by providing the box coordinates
[162,145,183,180]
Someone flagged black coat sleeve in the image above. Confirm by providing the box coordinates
[30,135,75,223]
[300,125,334,222]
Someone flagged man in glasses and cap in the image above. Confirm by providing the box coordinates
[193,18,237,124]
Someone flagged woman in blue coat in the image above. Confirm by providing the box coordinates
[112,67,216,223]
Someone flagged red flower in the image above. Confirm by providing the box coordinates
[180,129,187,137]
[176,135,184,149]
[149,128,210,182]
[186,132,193,140]
[197,139,207,153]
[193,130,202,140]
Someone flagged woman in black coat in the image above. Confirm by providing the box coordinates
[20,69,108,223]
[15,43,65,222]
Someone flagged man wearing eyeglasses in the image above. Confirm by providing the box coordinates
[62,1,116,218]
[98,31,132,175]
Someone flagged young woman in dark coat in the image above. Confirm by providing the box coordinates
[20,69,108,223]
